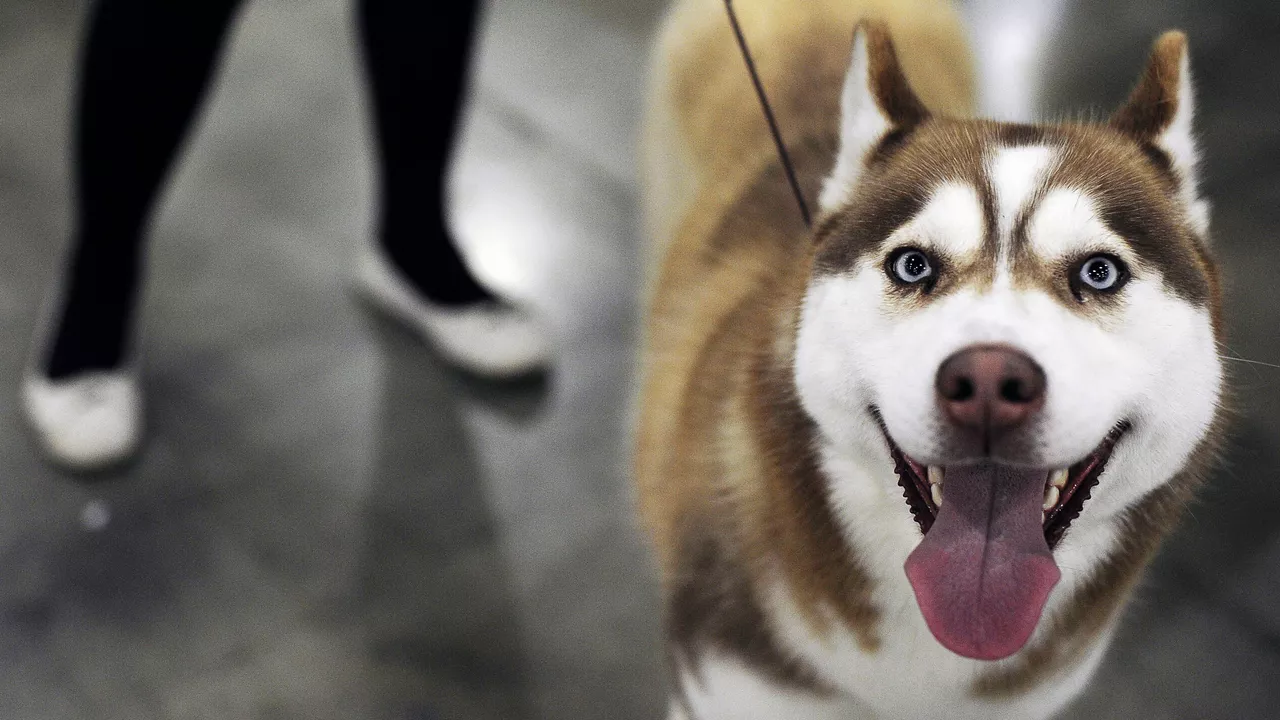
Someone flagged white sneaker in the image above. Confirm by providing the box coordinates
[21,369,142,471]
[355,249,551,378]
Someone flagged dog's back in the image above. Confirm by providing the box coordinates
[641,0,974,260]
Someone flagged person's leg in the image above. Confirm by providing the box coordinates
[355,0,549,376]
[26,0,242,469]
[46,0,244,379]
[357,0,492,306]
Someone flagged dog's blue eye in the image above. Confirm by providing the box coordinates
[1080,255,1121,291]
[892,249,933,284]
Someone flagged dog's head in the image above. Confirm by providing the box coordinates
[794,23,1223,661]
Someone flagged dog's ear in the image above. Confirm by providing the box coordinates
[1112,31,1209,235]
[820,21,928,214]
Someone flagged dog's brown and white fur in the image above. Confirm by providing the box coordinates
[636,0,1224,718]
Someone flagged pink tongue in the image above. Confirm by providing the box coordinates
[904,463,1060,660]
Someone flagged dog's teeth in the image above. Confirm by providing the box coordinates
[1043,485,1060,511]
[927,466,943,486]
[931,483,943,507]
[1049,468,1069,489]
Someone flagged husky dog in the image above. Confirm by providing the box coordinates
[636,0,1224,718]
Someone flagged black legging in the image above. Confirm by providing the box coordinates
[48,0,488,379]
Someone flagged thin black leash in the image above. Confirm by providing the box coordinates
[721,0,812,228]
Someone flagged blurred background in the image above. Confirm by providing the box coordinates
[0,0,1275,718]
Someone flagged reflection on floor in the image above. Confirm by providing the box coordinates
[0,0,1275,718]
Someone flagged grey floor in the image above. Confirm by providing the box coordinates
[0,0,1276,718]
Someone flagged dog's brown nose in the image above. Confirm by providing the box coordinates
[936,345,1045,436]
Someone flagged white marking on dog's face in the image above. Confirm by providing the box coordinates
[990,147,1055,233]
[797,138,1222,550]
[989,145,1056,279]
[1026,188,1130,260]
[887,183,985,261]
